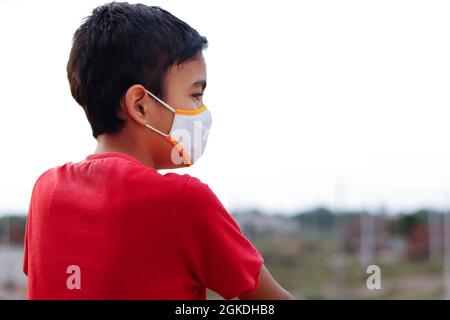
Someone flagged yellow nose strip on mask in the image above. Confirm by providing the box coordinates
[174,105,207,115]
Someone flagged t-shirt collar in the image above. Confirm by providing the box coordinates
[85,152,144,166]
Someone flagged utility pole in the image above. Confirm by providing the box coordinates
[334,179,347,252]
[428,209,440,263]
[444,198,450,300]
[332,179,347,298]
[360,210,375,267]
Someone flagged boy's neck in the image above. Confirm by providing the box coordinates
[94,134,156,169]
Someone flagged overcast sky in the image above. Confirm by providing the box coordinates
[0,0,449,216]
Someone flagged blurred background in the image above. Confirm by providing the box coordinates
[1,0,449,299]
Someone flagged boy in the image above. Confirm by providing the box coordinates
[23,2,293,300]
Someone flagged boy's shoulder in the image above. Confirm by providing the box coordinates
[162,172,211,194]
[30,157,215,204]
[30,165,60,192]
[33,161,210,193]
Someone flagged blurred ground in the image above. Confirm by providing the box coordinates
[2,210,449,300]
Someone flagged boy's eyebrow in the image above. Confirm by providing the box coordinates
[192,80,207,91]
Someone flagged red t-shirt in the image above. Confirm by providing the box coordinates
[23,152,263,300]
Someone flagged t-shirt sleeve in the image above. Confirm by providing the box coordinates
[177,176,264,300]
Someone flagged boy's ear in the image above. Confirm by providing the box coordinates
[121,84,153,126]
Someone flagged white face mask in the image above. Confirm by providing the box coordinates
[144,89,212,166]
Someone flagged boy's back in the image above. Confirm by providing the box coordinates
[24,152,264,299]
[22,2,293,301]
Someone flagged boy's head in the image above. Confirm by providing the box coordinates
[67,2,209,169]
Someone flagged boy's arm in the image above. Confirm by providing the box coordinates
[238,264,295,300]
[178,176,294,300]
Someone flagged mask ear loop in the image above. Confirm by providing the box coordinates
[143,89,175,137]
[145,89,176,113]
[143,89,192,166]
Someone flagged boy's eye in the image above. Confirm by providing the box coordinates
[191,93,203,100]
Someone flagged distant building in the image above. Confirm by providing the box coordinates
[0,245,27,292]
[232,210,301,237]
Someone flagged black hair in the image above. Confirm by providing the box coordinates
[67,2,208,138]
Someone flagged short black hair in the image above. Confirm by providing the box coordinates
[67,2,208,138]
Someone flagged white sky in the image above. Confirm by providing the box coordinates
[0,0,449,215]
